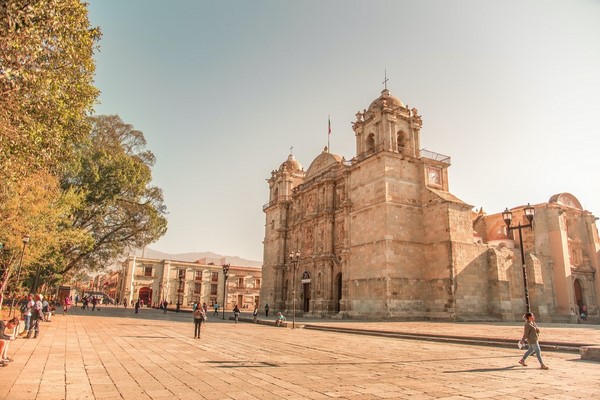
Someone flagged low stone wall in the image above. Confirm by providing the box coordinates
[580,346,600,362]
[238,316,291,328]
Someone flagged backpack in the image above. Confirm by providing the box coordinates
[19,302,28,313]
[193,309,204,320]
[42,304,49,313]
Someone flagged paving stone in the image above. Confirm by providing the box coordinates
[1,307,600,399]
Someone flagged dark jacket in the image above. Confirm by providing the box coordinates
[522,321,540,344]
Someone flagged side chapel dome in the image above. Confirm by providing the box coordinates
[279,154,303,172]
[367,88,405,112]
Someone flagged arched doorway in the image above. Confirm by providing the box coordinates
[139,287,152,305]
[574,279,584,310]
[301,271,311,313]
[335,273,342,312]
[302,282,311,312]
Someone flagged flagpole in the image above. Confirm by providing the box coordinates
[327,115,331,153]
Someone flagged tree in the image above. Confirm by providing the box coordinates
[0,0,100,181]
[0,170,85,307]
[58,115,168,274]
[0,0,100,299]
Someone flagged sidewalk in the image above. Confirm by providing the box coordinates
[247,314,600,342]
[244,314,600,354]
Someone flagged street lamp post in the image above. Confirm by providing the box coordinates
[9,234,30,317]
[176,270,184,312]
[288,250,301,329]
[222,264,230,320]
[502,204,535,313]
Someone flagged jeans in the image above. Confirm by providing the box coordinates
[24,315,31,331]
[194,320,203,337]
[28,318,40,337]
[522,342,544,365]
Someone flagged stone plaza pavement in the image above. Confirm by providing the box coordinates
[1,307,600,400]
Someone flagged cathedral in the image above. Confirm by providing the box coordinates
[260,87,600,321]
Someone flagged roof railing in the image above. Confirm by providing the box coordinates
[419,149,451,165]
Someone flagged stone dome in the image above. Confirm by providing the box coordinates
[367,89,405,111]
[279,154,303,172]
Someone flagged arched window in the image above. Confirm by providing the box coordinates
[397,130,407,151]
[317,272,322,293]
[367,133,375,152]
[574,279,584,308]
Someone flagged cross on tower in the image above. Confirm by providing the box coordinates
[289,146,293,155]
[382,69,389,90]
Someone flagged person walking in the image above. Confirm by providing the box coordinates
[162,299,168,313]
[264,303,270,317]
[63,296,71,316]
[253,305,258,323]
[214,302,219,316]
[233,304,240,323]
[518,312,549,370]
[134,299,140,314]
[202,302,208,314]
[193,307,206,339]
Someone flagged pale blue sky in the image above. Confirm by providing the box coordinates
[88,0,600,262]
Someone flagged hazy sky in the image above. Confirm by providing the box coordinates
[87,0,600,262]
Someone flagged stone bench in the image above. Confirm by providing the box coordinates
[580,346,600,361]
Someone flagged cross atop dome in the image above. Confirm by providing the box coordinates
[382,69,389,90]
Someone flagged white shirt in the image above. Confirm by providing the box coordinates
[25,299,35,316]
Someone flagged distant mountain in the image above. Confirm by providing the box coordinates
[129,248,262,268]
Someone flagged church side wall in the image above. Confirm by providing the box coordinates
[452,243,490,317]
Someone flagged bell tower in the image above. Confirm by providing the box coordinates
[261,153,304,310]
[352,88,422,159]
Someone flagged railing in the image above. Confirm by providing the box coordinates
[263,195,291,210]
[353,143,385,163]
[420,149,451,165]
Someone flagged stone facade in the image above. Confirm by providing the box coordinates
[261,88,600,322]
[116,256,261,310]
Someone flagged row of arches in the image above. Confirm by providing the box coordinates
[364,131,410,153]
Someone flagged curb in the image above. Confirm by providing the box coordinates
[302,324,588,353]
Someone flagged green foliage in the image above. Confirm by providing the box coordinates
[59,115,168,274]
[0,0,100,181]
[0,0,100,300]
[0,2,167,294]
